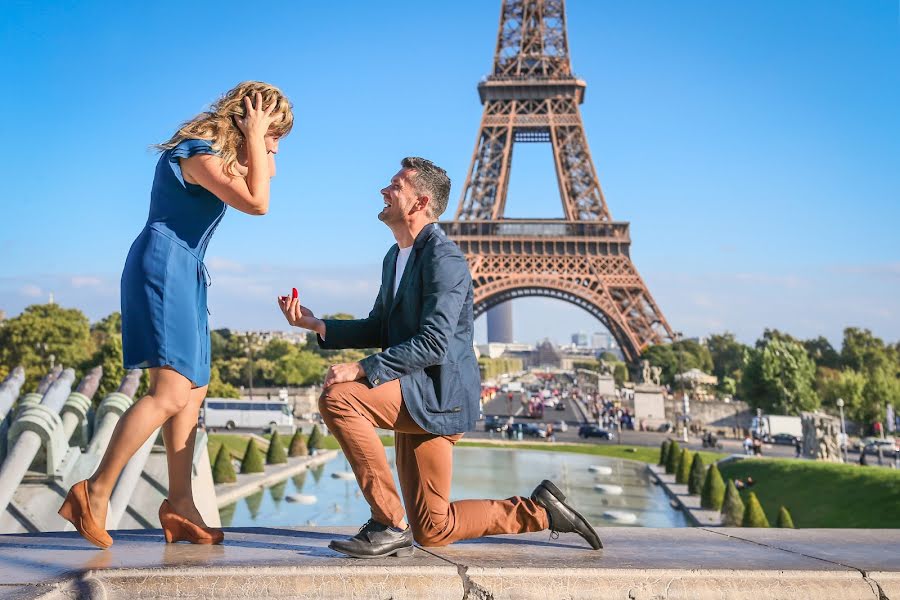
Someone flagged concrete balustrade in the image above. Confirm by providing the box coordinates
[0,367,26,421]
[60,366,102,441]
[86,370,142,456]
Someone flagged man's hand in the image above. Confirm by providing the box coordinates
[323,362,366,388]
[277,293,326,337]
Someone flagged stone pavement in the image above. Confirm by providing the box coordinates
[0,527,897,599]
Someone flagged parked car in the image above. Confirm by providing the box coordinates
[578,425,613,440]
[508,423,545,438]
[484,415,504,433]
[554,402,566,411]
[860,439,899,456]
[771,433,799,446]
[553,420,569,433]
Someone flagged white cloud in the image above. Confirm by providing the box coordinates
[20,284,43,298]
[70,276,103,288]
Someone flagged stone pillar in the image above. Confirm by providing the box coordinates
[0,367,26,422]
[107,427,160,528]
[86,370,142,456]
[60,367,102,441]
[1,366,62,463]
[0,369,75,515]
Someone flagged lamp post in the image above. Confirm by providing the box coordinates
[836,397,846,463]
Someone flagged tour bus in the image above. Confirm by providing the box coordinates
[202,398,295,434]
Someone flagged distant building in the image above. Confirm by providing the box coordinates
[571,332,589,348]
[486,302,514,343]
[233,330,308,346]
[476,342,534,359]
[533,339,562,368]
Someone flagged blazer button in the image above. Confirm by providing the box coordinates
[374,378,380,385]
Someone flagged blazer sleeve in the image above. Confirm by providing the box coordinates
[359,246,469,386]
[317,286,384,350]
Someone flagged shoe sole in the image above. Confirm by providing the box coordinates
[328,542,416,559]
[538,479,603,550]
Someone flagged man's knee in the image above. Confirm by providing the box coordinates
[411,519,451,547]
[318,383,352,418]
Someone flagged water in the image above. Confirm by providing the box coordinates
[220,447,688,528]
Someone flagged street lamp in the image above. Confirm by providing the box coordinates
[836,398,846,463]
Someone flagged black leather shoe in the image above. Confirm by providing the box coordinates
[531,480,602,550]
[328,518,415,559]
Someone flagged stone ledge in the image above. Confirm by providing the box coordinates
[1,527,897,599]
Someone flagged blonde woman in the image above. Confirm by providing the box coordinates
[58,82,293,548]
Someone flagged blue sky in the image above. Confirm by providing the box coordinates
[1,0,898,347]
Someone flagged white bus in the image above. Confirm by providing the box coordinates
[202,398,295,433]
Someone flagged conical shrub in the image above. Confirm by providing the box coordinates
[776,506,795,528]
[289,430,308,457]
[212,445,236,484]
[676,449,692,485]
[665,440,681,474]
[266,431,287,464]
[742,491,770,527]
[701,463,726,510]
[720,480,744,526]
[240,438,265,474]
[307,425,323,451]
[659,440,670,466]
[688,453,705,495]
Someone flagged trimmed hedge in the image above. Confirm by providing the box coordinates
[688,453,705,495]
[212,445,236,484]
[777,506,795,528]
[307,425,323,451]
[742,491,770,527]
[659,440,670,466]
[289,430,308,457]
[665,441,681,474]
[240,439,265,474]
[721,479,744,526]
[676,449,692,485]
[701,463,726,510]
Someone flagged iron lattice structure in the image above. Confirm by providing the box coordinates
[441,0,673,362]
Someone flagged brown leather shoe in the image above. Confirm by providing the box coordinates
[58,480,113,549]
[158,500,224,545]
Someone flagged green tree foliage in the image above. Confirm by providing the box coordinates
[720,480,744,526]
[776,506,795,528]
[676,449,692,484]
[0,303,93,391]
[208,364,240,398]
[240,438,265,474]
[289,430,308,457]
[665,440,680,474]
[742,492,770,527]
[478,357,524,380]
[266,431,288,464]
[818,368,867,421]
[613,363,629,387]
[89,334,124,402]
[642,340,714,387]
[659,440,670,466]
[740,337,819,414]
[306,425,323,451]
[688,453,705,495]
[803,336,841,370]
[701,463,726,510]
[706,333,748,390]
[212,445,237,484]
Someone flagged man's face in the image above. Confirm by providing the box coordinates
[379,168,421,225]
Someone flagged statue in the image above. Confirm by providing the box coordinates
[640,360,652,385]
[800,411,841,462]
[650,365,662,387]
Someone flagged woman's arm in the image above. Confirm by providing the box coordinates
[182,92,276,215]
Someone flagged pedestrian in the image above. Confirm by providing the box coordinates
[794,437,802,458]
[743,435,753,456]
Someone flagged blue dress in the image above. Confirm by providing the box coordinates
[121,139,227,387]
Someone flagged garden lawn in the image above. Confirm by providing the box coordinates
[457,441,728,465]
[718,458,900,528]
[207,432,394,464]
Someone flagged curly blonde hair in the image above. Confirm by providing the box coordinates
[156,81,293,176]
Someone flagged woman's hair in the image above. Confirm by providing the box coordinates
[156,81,293,176]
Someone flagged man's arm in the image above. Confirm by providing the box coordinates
[358,247,469,387]
[317,287,384,350]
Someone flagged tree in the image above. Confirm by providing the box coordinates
[289,430,308,457]
[212,445,236,484]
[307,425,323,452]
[88,334,124,403]
[688,453,705,495]
[0,303,93,391]
[838,328,900,426]
[240,439,265,474]
[642,341,714,386]
[273,348,326,386]
[613,363,629,387]
[266,431,288,464]
[740,337,819,414]
[676,449,692,485]
[803,336,840,370]
[701,463,726,510]
[776,506,795,528]
[742,492,770,527]
[665,440,681,474]
[818,368,867,421]
[659,440,670,466]
[720,480,744,526]
[706,333,748,386]
[208,364,240,398]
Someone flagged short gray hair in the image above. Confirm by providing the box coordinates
[401,157,451,219]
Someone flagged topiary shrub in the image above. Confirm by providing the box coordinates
[266,431,288,465]
[307,425,323,452]
[665,440,681,474]
[701,463,726,510]
[720,479,744,526]
[659,440,670,466]
[289,430,308,457]
[676,449,692,485]
[688,453,705,495]
[240,438,265,474]
[212,445,236,484]
[776,506,795,528]
[742,491,770,527]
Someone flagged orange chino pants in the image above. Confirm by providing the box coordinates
[319,380,549,547]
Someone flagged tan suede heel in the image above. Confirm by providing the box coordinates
[58,480,113,549]
[158,499,224,545]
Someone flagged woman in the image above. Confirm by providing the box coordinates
[58,82,293,548]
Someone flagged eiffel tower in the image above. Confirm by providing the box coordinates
[440,0,674,363]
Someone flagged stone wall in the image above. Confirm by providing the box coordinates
[664,398,753,432]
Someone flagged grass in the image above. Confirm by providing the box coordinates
[207,431,393,463]
[718,458,900,528]
[456,440,728,465]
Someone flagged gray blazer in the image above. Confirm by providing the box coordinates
[318,223,480,435]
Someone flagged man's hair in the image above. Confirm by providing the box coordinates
[401,157,451,219]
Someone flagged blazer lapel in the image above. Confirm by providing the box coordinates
[389,223,438,314]
[383,245,399,308]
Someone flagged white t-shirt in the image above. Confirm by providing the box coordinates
[394,245,413,296]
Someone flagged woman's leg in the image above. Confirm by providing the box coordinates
[87,367,192,527]
[161,384,209,526]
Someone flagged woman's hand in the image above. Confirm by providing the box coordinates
[235,92,276,140]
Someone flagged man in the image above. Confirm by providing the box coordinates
[278,157,601,558]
